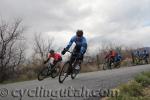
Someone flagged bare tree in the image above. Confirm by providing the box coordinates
[33,33,54,63]
[0,19,26,82]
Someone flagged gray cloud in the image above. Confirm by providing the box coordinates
[0,0,150,55]
[0,0,92,32]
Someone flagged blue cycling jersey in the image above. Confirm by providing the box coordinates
[115,54,122,62]
[66,35,87,55]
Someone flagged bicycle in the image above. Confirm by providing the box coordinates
[139,56,149,65]
[103,58,112,70]
[38,62,61,81]
[103,58,121,70]
[59,51,81,83]
[133,55,148,65]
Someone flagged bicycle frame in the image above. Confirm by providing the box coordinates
[59,50,82,83]
[67,51,79,64]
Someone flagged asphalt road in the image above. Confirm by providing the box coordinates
[0,64,150,100]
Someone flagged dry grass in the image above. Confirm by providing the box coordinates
[143,86,150,97]
[81,63,99,73]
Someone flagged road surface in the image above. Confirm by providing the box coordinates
[0,64,150,100]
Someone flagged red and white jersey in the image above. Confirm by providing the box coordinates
[48,53,62,61]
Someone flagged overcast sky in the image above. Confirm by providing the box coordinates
[0,0,150,55]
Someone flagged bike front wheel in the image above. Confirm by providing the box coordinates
[103,63,108,70]
[38,67,50,81]
[59,62,70,83]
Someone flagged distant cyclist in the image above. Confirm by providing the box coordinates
[142,49,149,57]
[142,49,149,64]
[105,50,121,68]
[135,50,141,58]
[105,50,117,62]
[61,30,87,71]
[44,49,62,69]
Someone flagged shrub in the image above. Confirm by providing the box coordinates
[108,72,150,100]
[135,74,150,87]
[119,81,143,97]
[142,71,150,78]
[109,94,143,100]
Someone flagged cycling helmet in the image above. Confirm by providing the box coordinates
[76,30,83,37]
[49,49,55,54]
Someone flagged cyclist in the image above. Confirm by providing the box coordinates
[135,50,140,58]
[131,51,135,64]
[61,30,87,71]
[142,49,149,64]
[44,49,62,69]
[115,53,122,62]
[105,50,118,68]
[142,49,149,57]
[105,50,117,62]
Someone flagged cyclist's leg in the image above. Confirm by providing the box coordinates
[79,54,84,65]
[109,57,114,69]
[53,57,62,66]
[77,45,86,65]
[56,58,63,69]
[78,54,84,70]
[73,53,83,70]
[106,58,111,69]
[109,60,112,69]
[50,61,56,73]
[70,46,78,63]
[68,56,75,75]
[68,47,78,74]
[53,58,62,69]
[144,57,148,64]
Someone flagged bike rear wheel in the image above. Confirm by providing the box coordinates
[59,62,70,83]
[113,61,121,68]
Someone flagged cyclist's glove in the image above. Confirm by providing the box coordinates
[61,48,67,55]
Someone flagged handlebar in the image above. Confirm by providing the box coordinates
[65,50,81,61]
[67,50,73,54]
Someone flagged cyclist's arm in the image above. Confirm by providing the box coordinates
[105,54,109,59]
[66,36,76,50]
[44,54,51,63]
